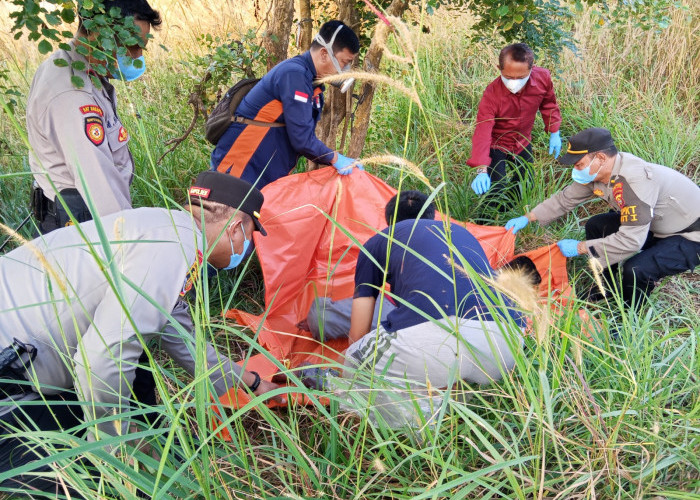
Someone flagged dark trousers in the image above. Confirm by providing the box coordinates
[585,212,700,308]
[32,188,93,235]
[484,144,534,211]
[0,393,85,495]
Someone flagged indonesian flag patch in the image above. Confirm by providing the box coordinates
[84,116,105,146]
[294,90,309,103]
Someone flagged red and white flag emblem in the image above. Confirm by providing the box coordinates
[294,91,309,103]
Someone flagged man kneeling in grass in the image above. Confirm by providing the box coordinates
[341,191,526,422]
[0,172,281,494]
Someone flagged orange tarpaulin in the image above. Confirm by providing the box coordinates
[221,168,571,409]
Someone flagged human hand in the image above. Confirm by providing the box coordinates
[333,153,360,175]
[253,379,286,405]
[549,131,562,157]
[471,172,491,195]
[505,215,529,234]
[557,239,580,258]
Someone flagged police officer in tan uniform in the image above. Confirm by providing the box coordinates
[0,172,282,493]
[27,0,161,233]
[505,127,700,307]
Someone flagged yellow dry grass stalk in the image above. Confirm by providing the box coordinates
[448,257,550,344]
[0,221,67,296]
[379,15,416,66]
[588,257,607,298]
[358,154,432,187]
[317,72,423,110]
[490,268,550,345]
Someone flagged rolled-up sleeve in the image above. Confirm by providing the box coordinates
[586,179,657,265]
[159,299,243,397]
[466,87,498,168]
[531,183,594,226]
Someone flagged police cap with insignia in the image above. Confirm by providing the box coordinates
[558,127,616,165]
[188,171,267,235]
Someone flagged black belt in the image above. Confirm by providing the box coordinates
[0,339,37,398]
[679,217,700,234]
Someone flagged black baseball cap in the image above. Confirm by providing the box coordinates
[188,171,266,235]
[558,127,616,165]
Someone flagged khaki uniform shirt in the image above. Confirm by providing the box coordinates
[26,41,134,216]
[0,208,242,439]
[531,152,700,265]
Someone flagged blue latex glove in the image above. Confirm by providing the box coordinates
[557,239,580,257]
[333,154,360,175]
[471,172,491,195]
[549,131,562,157]
[505,215,529,234]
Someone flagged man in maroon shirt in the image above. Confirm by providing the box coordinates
[467,43,562,207]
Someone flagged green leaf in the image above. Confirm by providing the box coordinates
[71,60,86,71]
[59,42,71,51]
[38,39,52,54]
[514,14,524,23]
[60,8,75,23]
[53,58,69,67]
[496,5,509,16]
[70,75,85,88]
[45,13,61,25]
[90,75,103,90]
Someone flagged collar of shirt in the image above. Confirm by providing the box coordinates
[301,51,317,80]
[66,40,113,92]
[609,152,624,184]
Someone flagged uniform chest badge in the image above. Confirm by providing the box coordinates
[118,126,129,142]
[612,182,625,208]
[180,250,204,297]
[593,189,604,197]
[84,116,105,146]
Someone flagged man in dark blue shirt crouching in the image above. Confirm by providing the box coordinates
[345,191,525,395]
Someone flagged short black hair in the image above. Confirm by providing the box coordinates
[598,145,618,158]
[78,0,162,34]
[502,256,542,286]
[385,191,436,226]
[310,20,360,55]
[499,43,535,70]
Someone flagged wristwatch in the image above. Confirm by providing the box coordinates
[476,167,488,174]
[248,371,261,392]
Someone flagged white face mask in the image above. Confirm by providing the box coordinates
[314,25,354,93]
[501,72,531,94]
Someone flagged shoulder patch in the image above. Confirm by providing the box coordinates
[294,90,309,103]
[180,250,204,297]
[84,116,105,146]
[612,182,625,208]
[118,126,129,142]
[79,104,104,116]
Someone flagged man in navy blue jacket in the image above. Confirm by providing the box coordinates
[211,21,362,188]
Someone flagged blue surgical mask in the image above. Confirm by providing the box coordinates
[116,55,146,81]
[571,158,598,184]
[223,225,250,270]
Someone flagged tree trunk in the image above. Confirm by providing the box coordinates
[298,0,313,50]
[263,0,296,71]
[348,0,410,158]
